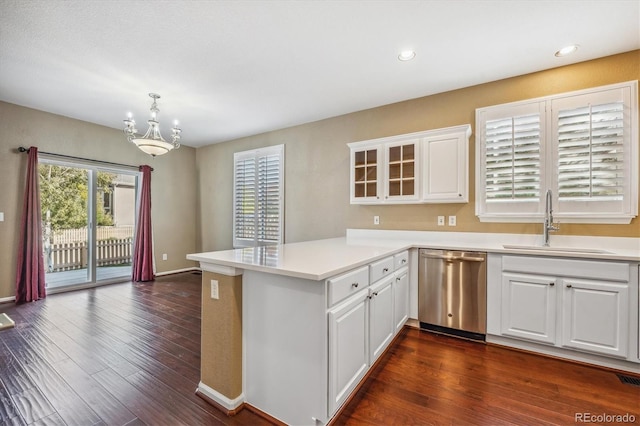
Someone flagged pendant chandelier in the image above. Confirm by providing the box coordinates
[123,93,181,157]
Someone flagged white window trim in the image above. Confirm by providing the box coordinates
[233,144,285,248]
[476,81,638,224]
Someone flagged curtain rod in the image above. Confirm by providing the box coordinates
[17,147,153,171]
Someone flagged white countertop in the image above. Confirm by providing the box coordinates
[187,237,410,281]
[187,229,640,280]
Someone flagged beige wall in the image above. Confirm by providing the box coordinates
[0,102,198,299]
[1,51,638,298]
[197,51,640,252]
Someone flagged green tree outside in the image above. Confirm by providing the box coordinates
[39,164,116,232]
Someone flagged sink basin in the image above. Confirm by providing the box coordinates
[502,244,611,254]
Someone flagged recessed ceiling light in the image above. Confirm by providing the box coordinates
[555,44,579,57]
[398,50,416,61]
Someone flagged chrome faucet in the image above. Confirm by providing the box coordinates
[543,189,559,246]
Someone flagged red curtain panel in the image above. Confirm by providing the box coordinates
[15,146,46,303]
[132,165,155,282]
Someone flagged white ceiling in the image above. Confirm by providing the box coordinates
[1,0,638,148]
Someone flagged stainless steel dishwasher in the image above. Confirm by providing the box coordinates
[418,249,487,341]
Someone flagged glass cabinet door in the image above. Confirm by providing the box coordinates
[353,148,379,201]
[386,142,416,199]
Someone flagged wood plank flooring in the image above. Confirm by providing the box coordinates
[1,272,638,425]
[0,272,269,426]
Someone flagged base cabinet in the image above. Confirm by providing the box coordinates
[393,267,409,332]
[501,273,557,344]
[328,252,409,419]
[562,278,629,358]
[488,254,638,365]
[328,290,369,415]
[245,251,410,425]
[369,277,395,363]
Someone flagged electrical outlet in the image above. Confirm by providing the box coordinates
[448,216,457,226]
[437,216,445,226]
[0,212,4,222]
[162,253,168,261]
[374,215,380,225]
[210,280,219,300]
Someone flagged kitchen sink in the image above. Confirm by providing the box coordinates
[502,244,611,254]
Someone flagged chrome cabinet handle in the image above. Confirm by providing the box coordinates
[549,282,554,286]
[351,282,359,288]
[566,284,572,288]
[401,259,407,264]
[383,267,389,273]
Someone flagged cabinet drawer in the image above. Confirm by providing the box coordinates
[328,266,369,307]
[369,256,394,283]
[393,251,409,270]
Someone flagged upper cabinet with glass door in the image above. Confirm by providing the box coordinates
[351,146,382,203]
[348,124,470,205]
[384,139,420,202]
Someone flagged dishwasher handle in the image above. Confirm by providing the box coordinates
[420,253,485,262]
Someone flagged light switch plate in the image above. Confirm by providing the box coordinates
[0,212,4,222]
[373,215,380,225]
[437,216,445,226]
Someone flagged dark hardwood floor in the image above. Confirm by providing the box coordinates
[1,272,638,425]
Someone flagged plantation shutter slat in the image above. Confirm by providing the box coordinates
[484,113,541,201]
[557,101,624,200]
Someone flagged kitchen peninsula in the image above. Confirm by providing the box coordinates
[187,237,411,425]
[187,230,640,425]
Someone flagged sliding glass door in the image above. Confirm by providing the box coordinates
[39,159,138,291]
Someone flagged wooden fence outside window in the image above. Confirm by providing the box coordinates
[44,227,134,272]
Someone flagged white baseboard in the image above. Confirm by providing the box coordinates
[0,296,16,304]
[197,381,244,411]
[155,267,200,277]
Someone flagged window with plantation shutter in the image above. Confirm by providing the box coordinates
[477,81,637,224]
[477,101,547,220]
[485,113,541,202]
[233,145,284,248]
[556,101,624,201]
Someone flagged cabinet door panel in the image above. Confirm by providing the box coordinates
[384,140,419,202]
[422,132,468,203]
[393,268,409,331]
[350,147,381,203]
[562,279,628,358]
[369,278,395,363]
[501,273,556,344]
[328,291,369,416]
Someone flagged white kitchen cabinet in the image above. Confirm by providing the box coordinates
[368,276,395,363]
[501,273,557,344]
[328,252,407,418]
[328,289,369,415]
[489,255,637,362]
[348,124,470,205]
[393,267,409,332]
[350,145,382,203]
[383,139,420,202]
[421,127,470,203]
[562,278,629,358]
